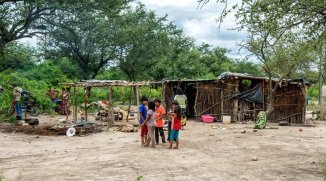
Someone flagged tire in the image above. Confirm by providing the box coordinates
[30,105,44,116]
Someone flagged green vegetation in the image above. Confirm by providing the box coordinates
[320,159,326,180]
[136,175,144,181]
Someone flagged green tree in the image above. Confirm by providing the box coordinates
[199,44,236,76]
[245,33,317,117]
[43,1,128,79]
[0,0,49,51]
[0,42,36,72]
[116,4,175,81]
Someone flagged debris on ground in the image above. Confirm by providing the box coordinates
[241,130,246,134]
[114,124,138,132]
[0,123,103,136]
[251,157,258,161]
[279,121,290,126]
[25,118,39,126]
[299,128,303,132]
[253,130,258,132]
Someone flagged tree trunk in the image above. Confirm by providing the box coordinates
[133,86,137,105]
[319,53,323,104]
[266,77,278,121]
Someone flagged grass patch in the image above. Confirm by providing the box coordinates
[136,175,144,181]
[0,114,16,124]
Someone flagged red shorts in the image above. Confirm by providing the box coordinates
[140,125,148,137]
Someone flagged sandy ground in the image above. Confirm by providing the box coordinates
[0,120,326,181]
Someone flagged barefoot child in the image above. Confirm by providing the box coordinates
[139,96,148,145]
[167,101,179,142]
[168,105,182,149]
[154,98,166,144]
[142,101,156,148]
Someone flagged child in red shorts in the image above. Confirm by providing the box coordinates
[139,96,148,145]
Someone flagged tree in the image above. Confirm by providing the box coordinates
[199,0,322,117]
[43,1,128,79]
[199,44,236,76]
[0,0,50,51]
[245,32,317,118]
[198,0,325,37]
[0,42,36,71]
[115,4,176,81]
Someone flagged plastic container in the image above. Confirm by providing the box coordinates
[202,115,215,123]
[222,116,231,124]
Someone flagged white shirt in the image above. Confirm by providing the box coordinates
[13,87,22,102]
[146,109,157,127]
[174,95,187,109]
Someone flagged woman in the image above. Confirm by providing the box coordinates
[60,87,70,115]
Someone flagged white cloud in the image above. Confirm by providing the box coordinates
[138,0,248,59]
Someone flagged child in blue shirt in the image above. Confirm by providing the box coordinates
[139,96,148,145]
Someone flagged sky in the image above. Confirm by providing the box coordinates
[137,0,247,59]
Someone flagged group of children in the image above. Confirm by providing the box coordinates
[138,96,182,149]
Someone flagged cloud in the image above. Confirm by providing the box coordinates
[137,0,248,59]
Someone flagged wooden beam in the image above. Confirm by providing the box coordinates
[73,87,77,122]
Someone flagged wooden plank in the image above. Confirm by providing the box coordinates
[232,82,239,122]
[220,89,224,116]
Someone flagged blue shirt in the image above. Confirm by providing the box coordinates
[139,105,147,124]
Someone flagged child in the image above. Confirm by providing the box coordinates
[154,98,166,144]
[167,101,179,142]
[139,96,148,145]
[168,105,182,149]
[141,101,156,148]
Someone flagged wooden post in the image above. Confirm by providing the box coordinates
[73,87,77,122]
[220,89,224,117]
[233,81,239,122]
[108,86,113,130]
[136,86,140,109]
[163,83,167,109]
[84,88,88,122]
[74,87,78,122]
[194,82,199,117]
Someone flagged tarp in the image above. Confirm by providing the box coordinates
[236,84,264,104]
[254,111,267,129]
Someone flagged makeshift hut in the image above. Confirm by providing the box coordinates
[162,72,308,124]
[60,80,151,123]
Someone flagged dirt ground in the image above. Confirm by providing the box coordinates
[0,120,326,181]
